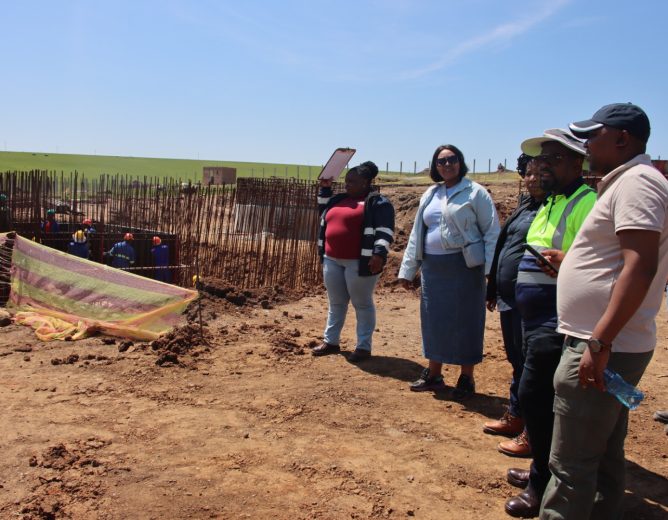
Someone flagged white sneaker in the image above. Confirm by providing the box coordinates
[653,410,668,423]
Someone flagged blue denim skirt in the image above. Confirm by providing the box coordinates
[420,253,485,365]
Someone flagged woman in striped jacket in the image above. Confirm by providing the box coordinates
[313,161,395,362]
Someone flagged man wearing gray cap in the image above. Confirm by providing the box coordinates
[540,103,668,519]
[503,129,596,518]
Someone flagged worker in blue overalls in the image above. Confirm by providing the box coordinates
[67,230,90,259]
[107,233,136,269]
[151,236,171,282]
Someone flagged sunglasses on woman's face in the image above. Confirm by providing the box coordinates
[436,156,459,166]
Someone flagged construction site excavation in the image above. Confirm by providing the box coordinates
[0,170,666,519]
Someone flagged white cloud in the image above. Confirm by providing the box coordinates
[398,0,572,80]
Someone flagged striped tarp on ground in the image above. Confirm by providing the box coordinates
[3,233,197,341]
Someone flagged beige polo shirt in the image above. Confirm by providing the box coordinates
[557,154,668,353]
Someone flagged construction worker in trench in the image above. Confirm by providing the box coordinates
[40,209,60,248]
[67,230,90,259]
[0,194,11,232]
[150,236,171,283]
[42,209,60,234]
[106,233,136,269]
[82,218,96,235]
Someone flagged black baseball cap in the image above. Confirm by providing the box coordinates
[569,103,650,143]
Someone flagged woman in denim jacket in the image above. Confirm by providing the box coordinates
[399,144,499,398]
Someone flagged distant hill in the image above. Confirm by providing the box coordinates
[0,151,323,182]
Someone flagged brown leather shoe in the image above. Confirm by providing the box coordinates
[507,467,530,489]
[311,342,340,356]
[504,488,540,518]
[498,429,532,458]
[483,410,524,437]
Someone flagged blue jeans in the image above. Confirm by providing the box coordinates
[323,257,379,352]
[500,309,525,418]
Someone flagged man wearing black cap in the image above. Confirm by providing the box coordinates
[539,103,668,519]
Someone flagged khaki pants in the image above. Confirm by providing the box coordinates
[540,340,653,520]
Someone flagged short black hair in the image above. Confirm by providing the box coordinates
[429,145,469,183]
[348,161,379,182]
[516,153,532,177]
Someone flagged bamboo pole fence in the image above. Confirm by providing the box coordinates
[0,171,322,290]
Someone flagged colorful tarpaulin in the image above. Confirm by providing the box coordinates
[2,233,197,341]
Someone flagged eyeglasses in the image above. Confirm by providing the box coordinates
[436,156,459,166]
[531,153,566,165]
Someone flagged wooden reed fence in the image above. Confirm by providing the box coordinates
[0,171,322,290]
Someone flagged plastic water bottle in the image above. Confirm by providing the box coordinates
[604,368,644,410]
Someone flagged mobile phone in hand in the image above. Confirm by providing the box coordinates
[524,244,559,273]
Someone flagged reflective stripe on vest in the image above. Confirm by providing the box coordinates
[551,188,594,250]
[517,270,557,285]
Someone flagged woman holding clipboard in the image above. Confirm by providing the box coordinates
[313,161,395,362]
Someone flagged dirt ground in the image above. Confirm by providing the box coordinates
[0,181,666,520]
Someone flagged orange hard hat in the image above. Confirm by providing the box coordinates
[152,236,161,246]
[124,233,134,241]
[83,218,92,226]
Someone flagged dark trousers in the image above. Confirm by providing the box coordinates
[499,309,525,418]
[518,325,564,497]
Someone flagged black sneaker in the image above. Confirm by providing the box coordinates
[347,349,371,362]
[409,367,445,392]
[312,342,340,356]
[453,374,475,399]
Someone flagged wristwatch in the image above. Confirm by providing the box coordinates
[587,337,612,353]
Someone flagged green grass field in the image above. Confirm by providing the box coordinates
[0,150,517,184]
[0,151,327,182]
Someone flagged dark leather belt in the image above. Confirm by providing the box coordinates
[564,335,587,347]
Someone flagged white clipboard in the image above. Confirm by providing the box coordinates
[317,148,356,181]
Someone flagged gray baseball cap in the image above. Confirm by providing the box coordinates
[521,128,587,157]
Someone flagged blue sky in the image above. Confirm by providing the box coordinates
[2,0,666,170]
